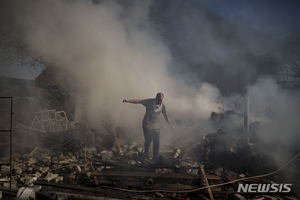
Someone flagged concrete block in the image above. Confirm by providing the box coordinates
[33,172,42,178]
[14,167,23,175]
[44,172,58,182]
[54,176,63,183]
[24,177,38,186]
[39,166,49,173]
[3,182,10,187]
[0,165,10,174]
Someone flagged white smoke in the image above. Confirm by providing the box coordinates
[2,0,220,137]
[2,0,299,171]
[247,78,300,155]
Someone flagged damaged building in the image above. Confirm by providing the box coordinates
[0,65,300,200]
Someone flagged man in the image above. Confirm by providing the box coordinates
[123,92,173,160]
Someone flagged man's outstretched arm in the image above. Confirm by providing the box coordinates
[123,99,142,104]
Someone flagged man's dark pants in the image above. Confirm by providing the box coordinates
[143,128,160,159]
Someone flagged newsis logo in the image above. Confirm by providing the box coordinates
[237,183,292,193]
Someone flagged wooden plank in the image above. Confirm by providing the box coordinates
[92,158,147,171]
[91,171,200,179]
[198,193,210,200]
[34,180,138,199]
[200,164,214,200]
[112,128,121,153]
[95,180,201,190]
[91,170,273,183]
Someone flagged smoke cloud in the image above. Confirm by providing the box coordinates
[1,0,221,131]
[1,0,299,172]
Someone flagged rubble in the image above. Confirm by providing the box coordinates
[16,187,36,200]
[0,122,299,199]
[0,128,299,200]
[1,76,300,199]
[44,172,59,182]
[0,166,10,174]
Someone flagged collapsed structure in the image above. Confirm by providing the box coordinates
[0,67,299,200]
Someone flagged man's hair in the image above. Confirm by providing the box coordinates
[156,92,164,97]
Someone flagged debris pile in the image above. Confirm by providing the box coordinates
[0,124,299,200]
[1,76,299,199]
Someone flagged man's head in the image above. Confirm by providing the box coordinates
[155,92,164,105]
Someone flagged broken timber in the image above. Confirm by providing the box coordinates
[200,164,214,200]
[91,171,199,180]
[91,170,272,183]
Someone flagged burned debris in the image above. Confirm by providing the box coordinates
[1,128,299,200]
[0,75,300,200]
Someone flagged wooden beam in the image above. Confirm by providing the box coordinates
[198,193,210,200]
[91,170,273,184]
[200,164,214,200]
[91,171,200,179]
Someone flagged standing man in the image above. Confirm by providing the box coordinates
[123,92,173,160]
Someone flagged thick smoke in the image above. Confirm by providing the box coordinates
[0,0,221,136]
[151,0,300,168]
[1,0,300,173]
[247,78,300,160]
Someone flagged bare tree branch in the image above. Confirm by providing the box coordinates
[280,57,300,88]
[0,25,48,75]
